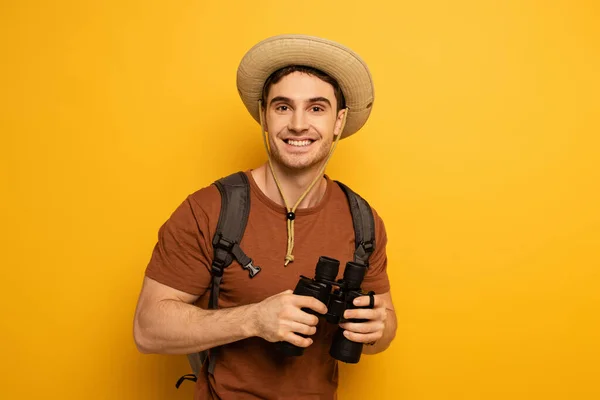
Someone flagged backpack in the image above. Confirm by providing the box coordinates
[175,171,376,388]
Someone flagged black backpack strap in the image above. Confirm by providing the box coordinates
[335,181,376,266]
[207,171,260,374]
[210,171,261,304]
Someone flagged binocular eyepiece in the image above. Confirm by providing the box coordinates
[275,256,374,364]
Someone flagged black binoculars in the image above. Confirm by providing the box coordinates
[276,256,375,364]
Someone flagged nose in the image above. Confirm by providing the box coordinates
[288,109,309,133]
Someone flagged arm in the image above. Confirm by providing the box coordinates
[133,277,327,354]
[339,290,397,354]
[133,277,255,354]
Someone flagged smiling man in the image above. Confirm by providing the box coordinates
[133,34,397,399]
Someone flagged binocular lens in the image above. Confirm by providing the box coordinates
[342,261,367,289]
[314,256,340,282]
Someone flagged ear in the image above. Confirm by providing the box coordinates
[333,108,347,137]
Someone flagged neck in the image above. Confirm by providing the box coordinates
[251,162,327,209]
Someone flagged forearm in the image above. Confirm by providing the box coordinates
[362,308,397,355]
[134,299,257,355]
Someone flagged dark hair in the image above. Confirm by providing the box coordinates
[261,65,346,112]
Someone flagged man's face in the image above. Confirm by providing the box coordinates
[263,72,344,172]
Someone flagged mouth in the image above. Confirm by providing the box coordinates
[284,138,315,147]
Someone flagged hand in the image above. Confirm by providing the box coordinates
[339,294,387,345]
[252,290,328,348]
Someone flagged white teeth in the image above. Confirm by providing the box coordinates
[286,139,312,147]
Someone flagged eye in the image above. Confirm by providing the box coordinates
[311,106,324,112]
[276,105,289,111]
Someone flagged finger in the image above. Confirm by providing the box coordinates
[290,307,320,327]
[293,295,328,315]
[343,308,385,321]
[342,330,382,344]
[352,294,383,308]
[286,321,317,336]
[283,331,313,348]
[339,321,383,334]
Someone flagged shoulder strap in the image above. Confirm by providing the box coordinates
[207,171,260,375]
[210,171,261,306]
[335,181,376,267]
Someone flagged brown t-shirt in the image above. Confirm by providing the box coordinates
[145,170,390,399]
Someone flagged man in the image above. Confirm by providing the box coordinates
[133,34,397,399]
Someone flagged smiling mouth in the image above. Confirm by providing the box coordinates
[285,139,314,147]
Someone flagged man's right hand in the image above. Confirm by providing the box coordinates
[251,290,328,348]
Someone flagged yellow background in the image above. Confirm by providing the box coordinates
[1,1,599,399]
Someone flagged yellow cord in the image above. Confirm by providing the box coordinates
[258,100,348,266]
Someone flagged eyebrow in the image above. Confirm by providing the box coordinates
[269,96,332,107]
[269,96,292,106]
[309,97,332,107]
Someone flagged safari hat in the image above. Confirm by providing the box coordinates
[236,34,374,138]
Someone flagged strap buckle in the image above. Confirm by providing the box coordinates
[242,260,261,278]
[361,240,374,253]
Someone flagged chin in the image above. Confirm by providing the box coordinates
[280,161,314,171]
[274,156,318,172]
[271,147,330,172]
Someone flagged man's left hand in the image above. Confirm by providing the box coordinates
[339,294,387,345]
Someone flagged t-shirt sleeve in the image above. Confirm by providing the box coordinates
[361,208,391,295]
[144,193,215,297]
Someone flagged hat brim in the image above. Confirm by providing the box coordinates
[236,34,374,139]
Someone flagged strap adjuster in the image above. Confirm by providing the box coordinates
[211,263,224,277]
[213,234,235,251]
